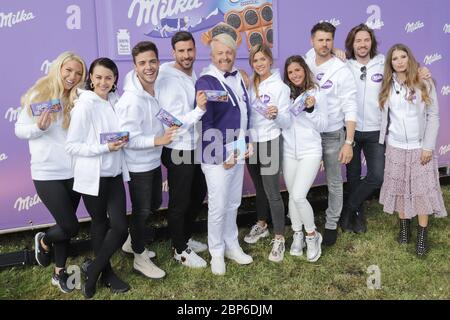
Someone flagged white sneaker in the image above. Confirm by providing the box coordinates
[268,238,285,263]
[305,232,323,262]
[122,234,156,259]
[290,231,306,256]
[174,247,207,268]
[210,256,226,276]
[186,238,208,253]
[244,223,269,244]
[133,251,166,279]
[225,247,253,265]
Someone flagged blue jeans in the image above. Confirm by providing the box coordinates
[345,130,385,213]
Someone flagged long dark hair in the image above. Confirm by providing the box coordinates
[345,23,379,60]
[283,55,317,100]
[85,57,119,92]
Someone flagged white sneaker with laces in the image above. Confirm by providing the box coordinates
[268,238,285,262]
[174,247,207,268]
[305,232,323,262]
[122,234,156,259]
[290,231,306,256]
[186,238,208,253]
[244,223,269,244]
[225,247,253,265]
[210,256,226,275]
[133,251,166,279]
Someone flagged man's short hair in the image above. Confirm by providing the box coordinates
[211,33,237,51]
[132,41,159,64]
[171,31,196,49]
[311,22,336,38]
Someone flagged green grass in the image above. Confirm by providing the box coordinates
[0,186,449,300]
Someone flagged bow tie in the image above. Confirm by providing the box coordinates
[224,70,238,78]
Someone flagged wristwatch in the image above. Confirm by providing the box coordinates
[344,140,355,147]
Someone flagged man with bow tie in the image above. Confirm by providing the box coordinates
[195,33,253,276]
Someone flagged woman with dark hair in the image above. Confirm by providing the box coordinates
[282,55,328,262]
[15,51,86,294]
[378,44,447,256]
[66,57,130,298]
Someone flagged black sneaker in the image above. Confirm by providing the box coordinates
[34,232,51,267]
[81,259,96,299]
[322,228,338,246]
[353,211,367,234]
[52,269,75,294]
[101,269,130,293]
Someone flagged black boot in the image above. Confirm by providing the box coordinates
[416,226,428,257]
[398,219,411,244]
[81,259,96,299]
[339,207,354,233]
[101,263,131,294]
[353,210,367,234]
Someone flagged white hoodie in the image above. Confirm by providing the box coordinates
[155,62,206,150]
[249,69,291,142]
[66,89,128,196]
[116,70,165,173]
[282,88,329,159]
[306,54,358,132]
[15,93,73,181]
[347,54,384,132]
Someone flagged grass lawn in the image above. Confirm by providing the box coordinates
[0,186,449,300]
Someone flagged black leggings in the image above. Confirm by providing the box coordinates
[81,175,128,282]
[33,179,81,268]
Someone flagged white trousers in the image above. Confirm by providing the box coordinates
[283,156,322,234]
[201,163,244,257]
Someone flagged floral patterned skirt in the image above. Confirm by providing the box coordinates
[379,145,447,218]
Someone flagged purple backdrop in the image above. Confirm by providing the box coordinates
[1,0,449,233]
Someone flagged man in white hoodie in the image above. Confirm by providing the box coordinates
[116,41,177,279]
[305,22,358,246]
[156,31,209,268]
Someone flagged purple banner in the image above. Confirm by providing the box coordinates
[0,0,449,233]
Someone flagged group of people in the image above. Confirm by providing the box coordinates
[15,21,447,298]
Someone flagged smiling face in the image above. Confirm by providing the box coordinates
[90,65,116,100]
[173,39,196,73]
[391,49,409,74]
[134,50,160,88]
[60,59,83,92]
[353,30,372,60]
[252,51,272,79]
[211,40,235,73]
[287,62,306,87]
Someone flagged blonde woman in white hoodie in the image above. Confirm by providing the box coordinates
[282,55,328,262]
[66,58,129,299]
[15,51,86,294]
[243,44,291,262]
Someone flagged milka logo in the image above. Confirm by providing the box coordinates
[14,194,42,212]
[405,21,424,33]
[371,74,383,83]
[442,85,450,96]
[443,24,450,34]
[321,80,333,89]
[41,60,53,74]
[424,53,442,65]
[316,73,324,81]
[128,0,203,27]
[4,106,22,122]
[366,19,384,30]
[439,144,450,156]
[0,153,7,162]
[320,18,340,27]
[260,94,271,104]
[0,10,35,28]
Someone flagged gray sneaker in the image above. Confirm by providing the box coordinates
[244,223,269,244]
[290,231,306,256]
[305,232,323,262]
[268,238,285,262]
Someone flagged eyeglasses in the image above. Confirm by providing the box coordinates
[360,66,367,81]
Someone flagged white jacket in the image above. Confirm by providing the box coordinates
[306,54,358,132]
[116,70,164,173]
[347,54,384,132]
[282,88,328,159]
[155,62,206,150]
[249,69,291,142]
[15,94,73,181]
[66,90,128,196]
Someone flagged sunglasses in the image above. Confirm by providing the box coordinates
[360,66,367,81]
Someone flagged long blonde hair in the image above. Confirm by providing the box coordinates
[249,44,273,98]
[21,51,86,129]
[379,44,432,109]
